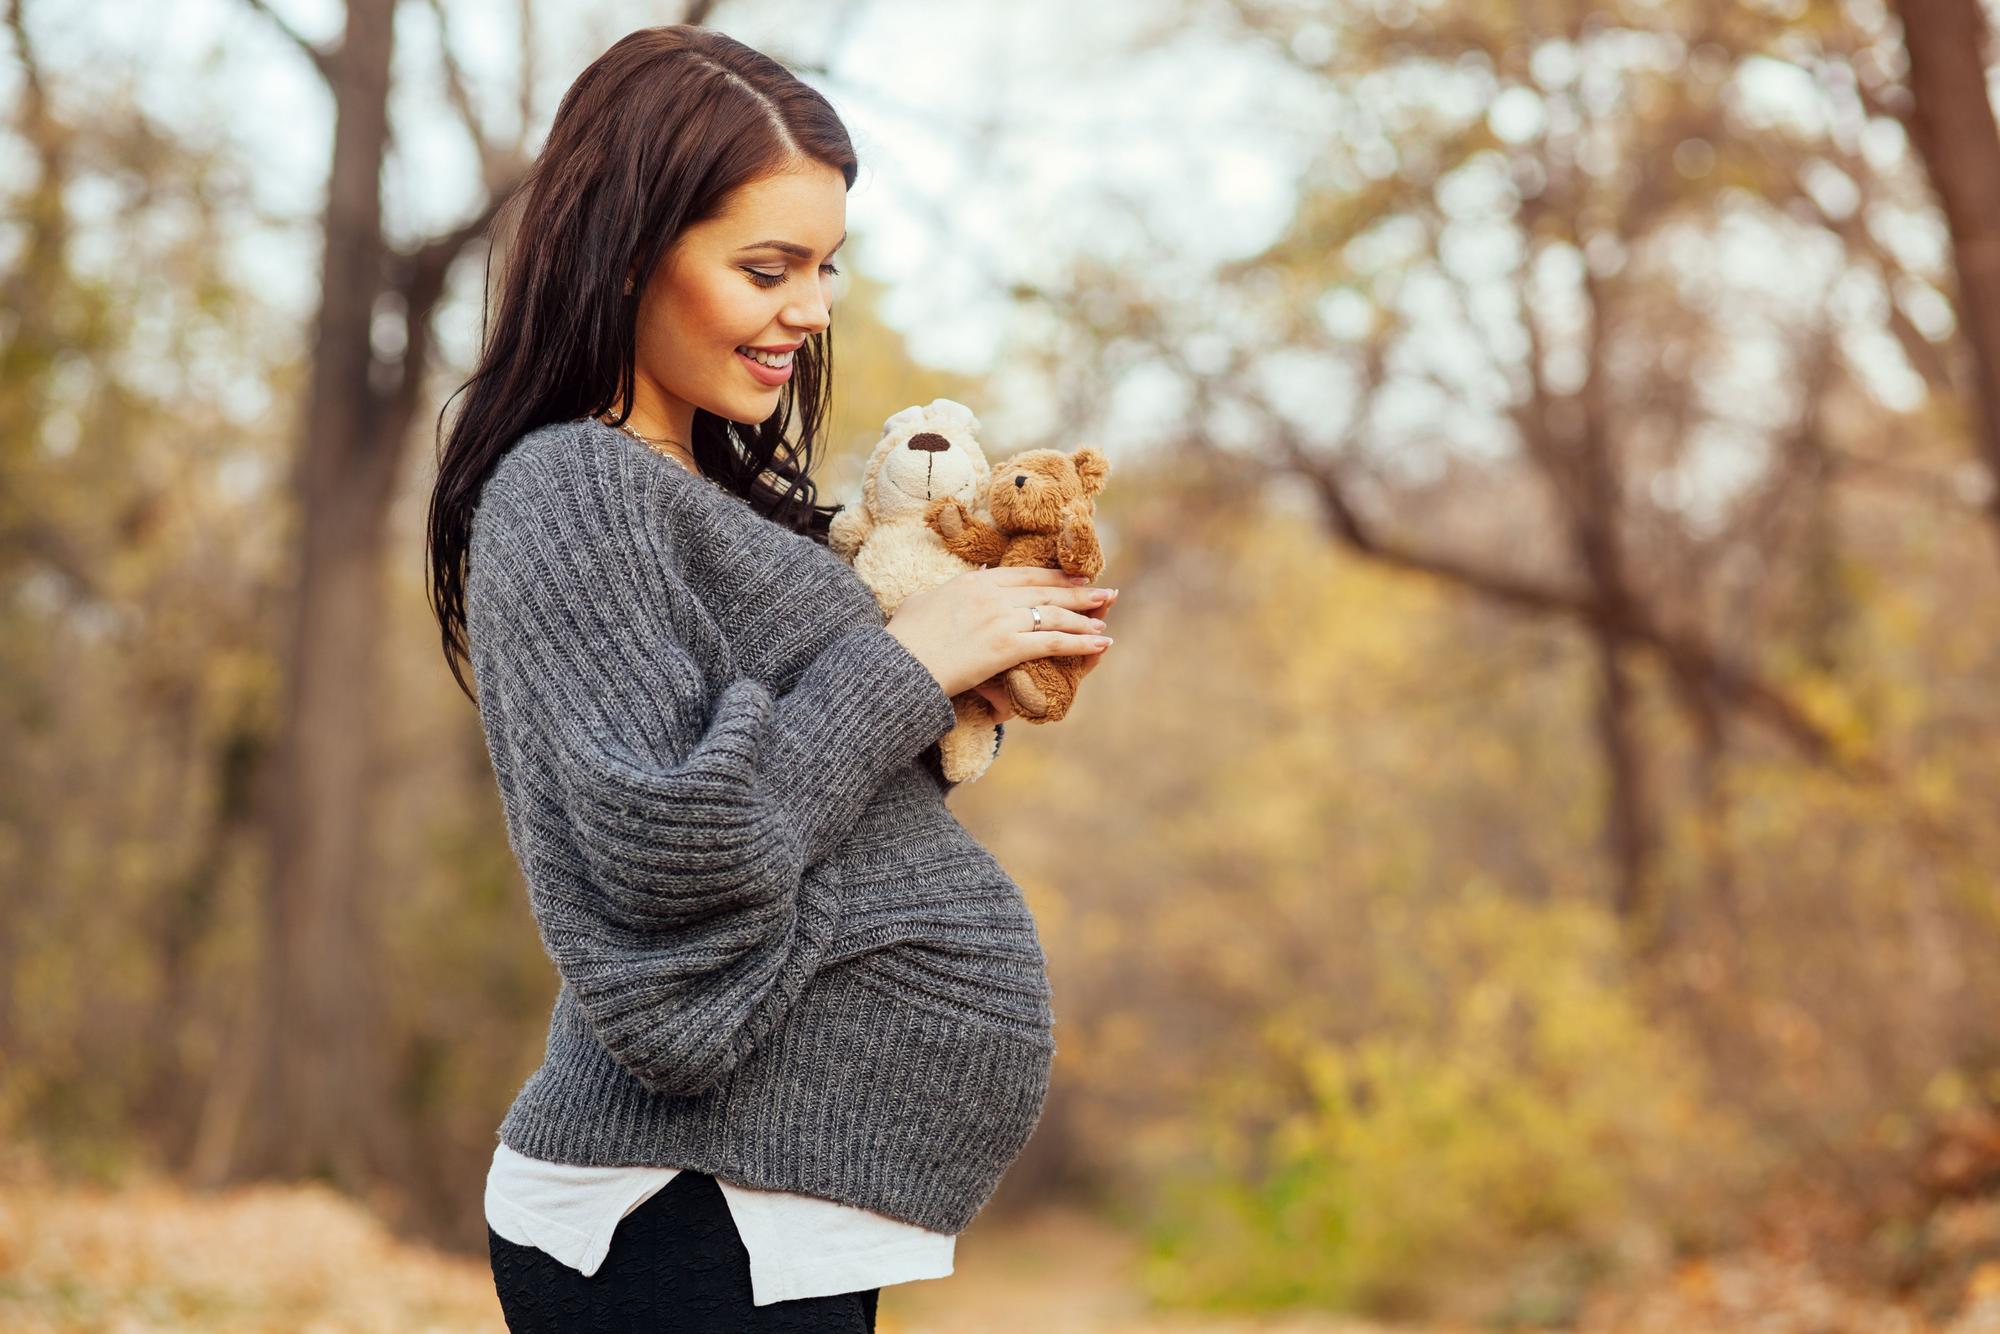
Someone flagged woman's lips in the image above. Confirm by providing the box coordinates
[736,348,794,386]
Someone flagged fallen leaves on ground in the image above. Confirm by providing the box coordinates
[4,1168,1999,1333]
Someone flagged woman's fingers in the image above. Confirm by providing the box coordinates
[994,565,1102,587]
[971,678,1016,721]
[891,567,1117,698]
[983,569,1115,627]
[1004,601,1107,638]
[973,588,1116,714]
[1001,567,1114,602]
[984,569,1117,656]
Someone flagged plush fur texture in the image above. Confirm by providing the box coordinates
[829,399,1007,784]
[924,444,1110,725]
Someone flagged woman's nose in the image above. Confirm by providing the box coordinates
[786,293,830,335]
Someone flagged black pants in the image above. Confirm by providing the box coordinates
[488,1167,881,1332]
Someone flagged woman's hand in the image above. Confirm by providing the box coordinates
[969,679,1015,722]
[1072,586,1117,683]
[888,568,1117,702]
[966,586,1117,721]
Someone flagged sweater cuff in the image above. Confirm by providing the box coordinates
[768,620,960,866]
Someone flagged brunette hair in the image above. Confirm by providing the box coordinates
[425,25,857,700]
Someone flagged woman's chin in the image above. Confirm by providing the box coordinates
[705,394,781,426]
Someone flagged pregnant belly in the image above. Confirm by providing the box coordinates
[820,771,1053,1039]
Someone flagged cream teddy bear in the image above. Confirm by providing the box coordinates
[830,397,1005,786]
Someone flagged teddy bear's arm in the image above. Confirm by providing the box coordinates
[828,503,871,559]
[925,498,1010,567]
[1055,509,1104,579]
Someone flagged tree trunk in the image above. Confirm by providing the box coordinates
[1894,0,2000,562]
[1592,626,1658,940]
[203,0,405,1190]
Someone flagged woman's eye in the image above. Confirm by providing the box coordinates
[742,263,842,288]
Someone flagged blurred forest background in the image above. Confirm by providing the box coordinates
[5,0,2000,1328]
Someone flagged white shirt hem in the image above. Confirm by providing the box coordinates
[747,1236,956,1306]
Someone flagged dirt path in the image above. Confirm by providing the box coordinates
[4,1173,1993,1332]
[0,1175,1424,1332]
[879,1206,1411,1334]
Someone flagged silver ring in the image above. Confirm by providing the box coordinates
[1029,605,1043,632]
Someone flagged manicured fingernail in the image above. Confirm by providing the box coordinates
[1069,574,1090,583]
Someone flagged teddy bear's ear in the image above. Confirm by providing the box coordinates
[882,404,928,436]
[1071,446,1111,497]
[928,397,981,436]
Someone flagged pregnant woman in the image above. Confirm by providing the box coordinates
[422,24,1118,1332]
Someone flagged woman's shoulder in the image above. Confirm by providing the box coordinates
[470,416,871,650]
[481,417,657,514]
[474,417,717,563]
[466,422,722,667]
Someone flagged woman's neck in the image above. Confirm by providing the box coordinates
[599,390,699,476]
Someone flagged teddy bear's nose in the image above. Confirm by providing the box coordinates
[907,431,950,453]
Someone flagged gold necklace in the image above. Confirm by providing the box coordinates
[598,417,746,506]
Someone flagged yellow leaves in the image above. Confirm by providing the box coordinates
[1143,886,1742,1317]
[1789,669,1874,760]
[1748,997,1823,1062]
[979,357,2000,1324]
[1966,1260,2000,1302]
[1912,755,1959,814]
[1873,1110,1917,1152]
[1923,1068,1975,1116]
[1296,1041,1349,1104]
[1674,1256,1718,1299]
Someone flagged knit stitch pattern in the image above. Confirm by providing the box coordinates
[466,417,1055,1235]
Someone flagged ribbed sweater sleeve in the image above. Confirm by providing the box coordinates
[466,456,959,1098]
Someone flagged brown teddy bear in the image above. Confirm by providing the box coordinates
[923,445,1110,724]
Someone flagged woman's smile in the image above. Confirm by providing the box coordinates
[735,343,797,386]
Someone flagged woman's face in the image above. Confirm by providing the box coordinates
[631,160,848,438]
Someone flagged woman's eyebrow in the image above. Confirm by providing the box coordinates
[737,233,847,259]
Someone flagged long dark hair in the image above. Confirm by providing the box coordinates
[425,25,857,701]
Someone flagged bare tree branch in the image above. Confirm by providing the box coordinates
[381,172,527,435]
[420,0,505,191]
[1790,158,1966,401]
[1268,426,1883,782]
[240,0,336,83]
[516,0,535,145]
[1825,440,1995,511]
[4,0,45,114]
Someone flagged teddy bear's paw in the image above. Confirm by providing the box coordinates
[924,496,967,536]
[1056,523,1102,575]
[828,505,868,559]
[939,717,996,783]
[1005,665,1054,721]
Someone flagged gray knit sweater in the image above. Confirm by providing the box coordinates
[465,416,1055,1235]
